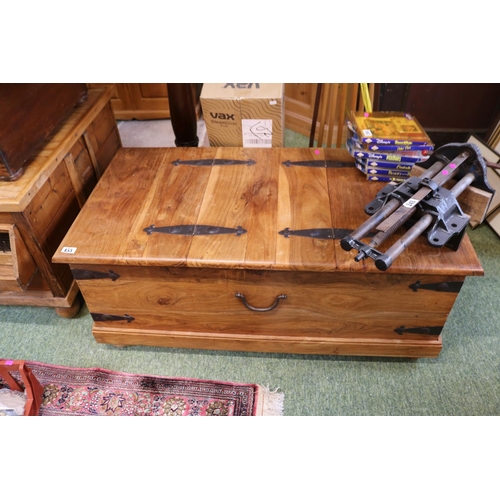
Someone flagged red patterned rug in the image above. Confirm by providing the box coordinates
[0,360,284,416]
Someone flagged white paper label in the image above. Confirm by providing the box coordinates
[242,119,272,147]
[403,198,419,208]
[61,246,77,254]
[362,129,373,137]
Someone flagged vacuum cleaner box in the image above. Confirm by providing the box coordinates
[200,83,284,147]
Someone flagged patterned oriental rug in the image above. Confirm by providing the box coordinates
[0,360,284,416]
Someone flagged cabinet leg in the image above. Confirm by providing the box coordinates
[166,83,199,147]
[55,293,82,318]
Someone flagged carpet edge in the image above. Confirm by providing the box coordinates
[257,386,284,416]
[2,359,285,416]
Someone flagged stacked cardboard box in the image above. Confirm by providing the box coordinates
[200,83,284,148]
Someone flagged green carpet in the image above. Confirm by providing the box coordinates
[1,130,499,415]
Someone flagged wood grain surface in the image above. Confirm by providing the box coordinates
[0,86,115,212]
[75,263,461,340]
[55,147,485,356]
[0,86,119,315]
[0,83,88,180]
[55,147,483,277]
[92,326,442,358]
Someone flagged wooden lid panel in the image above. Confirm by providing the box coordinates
[275,148,336,271]
[240,149,280,267]
[55,148,171,265]
[139,147,218,265]
[187,148,278,268]
[54,147,483,276]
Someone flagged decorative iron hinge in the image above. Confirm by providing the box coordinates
[279,227,374,240]
[282,160,355,168]
[394,326,443,335]
[91,313,135,323]
[172,159,255,167]
[144,224,247,236]
[409,280,463,293]
[72,269,120,281]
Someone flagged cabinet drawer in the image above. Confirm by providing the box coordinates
[0,224,37,291]
[73,265,461,341]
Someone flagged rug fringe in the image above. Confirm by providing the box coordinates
[258,386,284,416]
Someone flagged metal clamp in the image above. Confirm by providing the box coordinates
[341,142,495,270]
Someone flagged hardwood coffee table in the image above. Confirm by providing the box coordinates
[54,147,483,357]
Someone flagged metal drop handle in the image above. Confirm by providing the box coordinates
[235,292,287,312]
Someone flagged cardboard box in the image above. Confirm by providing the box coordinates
[200,83,284,147]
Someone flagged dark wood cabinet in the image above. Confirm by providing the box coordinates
[284,83,500,148]
[0,84,88,180]
[0,87,120,317]
[377,83,500,147]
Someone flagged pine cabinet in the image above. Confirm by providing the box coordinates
[87,84,171,120]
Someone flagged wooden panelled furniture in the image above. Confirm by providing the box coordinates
[284,83,375,147]
[0,86,121,317]
[284,83,317,137]
[88,83,202,146]
[54,147,483,357]
[0,84,88,181]
[308,83,375,148]
[285,83,500,149]
[377,83,500,147]
[86,84,172,120]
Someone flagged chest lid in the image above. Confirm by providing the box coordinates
[54,147,483,276]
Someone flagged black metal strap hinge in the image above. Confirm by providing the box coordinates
[394,326,443,335]
[282,160,355,168]
[91,313,135,323]
[409,280,463,293]
[279,227,373,240]
[172,159,255,167]
[144,224,247,236]
[72,269,120,281]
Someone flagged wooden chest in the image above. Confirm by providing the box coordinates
[0,86,121,316]
[0,84,88,181]
[54,147,483,356]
